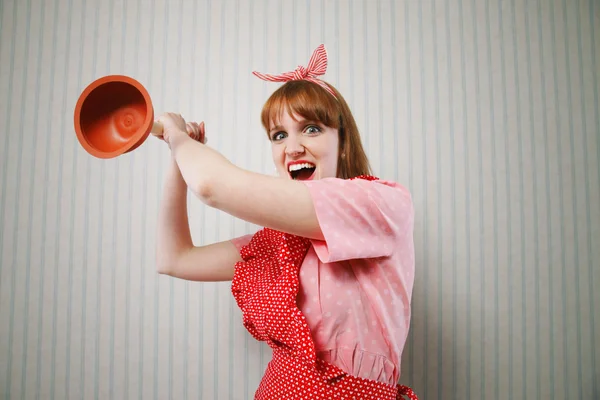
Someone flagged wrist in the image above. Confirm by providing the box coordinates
[167,129,187,147]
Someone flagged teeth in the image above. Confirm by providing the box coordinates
[288,163,315,172]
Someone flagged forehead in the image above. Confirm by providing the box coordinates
[269,108,311,129]
[262,83,341,133]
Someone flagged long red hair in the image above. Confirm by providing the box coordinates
[260,80,372,179]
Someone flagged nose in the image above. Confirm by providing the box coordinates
[284,135,305,157]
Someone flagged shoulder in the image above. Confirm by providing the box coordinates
[302,176,413,213]
[303,176,410,193]
[301,176,414,263]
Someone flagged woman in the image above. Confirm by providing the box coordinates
[155,45,418,400]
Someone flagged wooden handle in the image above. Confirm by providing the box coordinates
[150,121,163,136]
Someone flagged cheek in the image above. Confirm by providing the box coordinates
[271,145,287,171]
[325,136,340,165]
[271,144,281,161]
[326,153,339,171]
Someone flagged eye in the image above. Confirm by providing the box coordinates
[304,125,322,134]
[271,131,286,141]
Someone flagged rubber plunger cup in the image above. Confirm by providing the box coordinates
[74,75,163,159]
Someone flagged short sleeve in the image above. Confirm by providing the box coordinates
[301,177,413,263]
[230,234,253,252]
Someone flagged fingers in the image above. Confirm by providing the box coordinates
[185,121,208,144]
[186,122,198,139]
[154,113,207,144]
[199,121,207,144]
[156,112,186,128]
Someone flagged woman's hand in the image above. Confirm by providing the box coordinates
[155,112,207,145]
[186,121,207,144]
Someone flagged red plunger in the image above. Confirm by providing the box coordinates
[74,75,163,159]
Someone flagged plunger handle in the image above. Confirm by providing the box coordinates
[150,121,164,138]
[148,120,206,143]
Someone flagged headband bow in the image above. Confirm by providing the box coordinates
[252,44,337,98]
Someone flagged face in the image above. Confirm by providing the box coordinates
[269,107,339,181]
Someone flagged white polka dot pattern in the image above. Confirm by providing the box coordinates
[297,175,416,383]
[231,228,316,361]
[254,350,418,400]
[231,176,418,399]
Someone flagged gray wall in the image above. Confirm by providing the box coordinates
[0,0,598,399]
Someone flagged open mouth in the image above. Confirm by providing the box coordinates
[288,162,316,180]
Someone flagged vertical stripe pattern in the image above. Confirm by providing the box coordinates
[0,0,598,399]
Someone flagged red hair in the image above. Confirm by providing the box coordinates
[260,80,372,179]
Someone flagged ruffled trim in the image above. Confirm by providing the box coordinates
[231,228,317,363]
[316,347,399,385]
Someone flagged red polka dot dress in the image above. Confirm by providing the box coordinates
[231,177,418,400]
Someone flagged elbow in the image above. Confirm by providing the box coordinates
[155,252,177,277]
[192,175,218,207]
[156,260,173,276]
[155,246,193,278]
[191,162,238,208]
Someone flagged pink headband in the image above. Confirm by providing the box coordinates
[252,44,337,99]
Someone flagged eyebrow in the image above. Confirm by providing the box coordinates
[269,125,284,134]
[269,119,320,134]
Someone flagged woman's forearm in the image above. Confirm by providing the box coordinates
[168,129,239,204]
[166,128,323,240]
[156,157,194,273]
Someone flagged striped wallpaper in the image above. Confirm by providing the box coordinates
[0,0,598,399]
